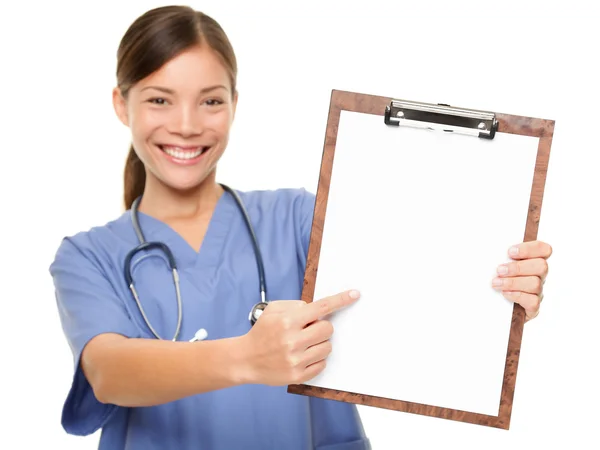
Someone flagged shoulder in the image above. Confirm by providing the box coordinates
[233,187,316,257]
[234,187,316,234]
[49,212,132,273]
[236,187,315,212]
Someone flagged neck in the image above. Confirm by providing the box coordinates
[138,170,224,222]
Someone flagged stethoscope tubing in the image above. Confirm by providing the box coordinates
[124,184,268,341]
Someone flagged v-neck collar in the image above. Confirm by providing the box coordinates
[130,189,237,272]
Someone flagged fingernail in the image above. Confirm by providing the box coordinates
[349,290,360,299]
[509,246,519,257]
[492,278,503,287]
[497,265,508,275]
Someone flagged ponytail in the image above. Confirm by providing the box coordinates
[123,144,146,210]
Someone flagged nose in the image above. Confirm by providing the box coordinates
[167,104,203,137]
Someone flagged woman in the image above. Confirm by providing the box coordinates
[49,5,552,450]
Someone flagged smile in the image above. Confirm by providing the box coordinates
[158,145,210,160]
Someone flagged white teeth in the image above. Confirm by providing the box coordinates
[162,146,204,160]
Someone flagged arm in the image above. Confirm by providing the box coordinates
[50,236,257,434]
[82,332,252,407]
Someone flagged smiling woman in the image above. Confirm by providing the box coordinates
[47,4,554,450]
[48,5,371,450]
[114,10,239,210]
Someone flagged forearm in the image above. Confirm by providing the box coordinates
[85,335,252,407]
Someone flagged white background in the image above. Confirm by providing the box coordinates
[1,1,598,449]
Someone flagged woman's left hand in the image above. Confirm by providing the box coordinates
[492,240,552,322]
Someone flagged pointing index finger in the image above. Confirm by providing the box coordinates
[297,290,361,326]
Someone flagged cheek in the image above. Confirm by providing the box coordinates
[207,108,233,130]
[207,109,233,136]
[130,111,161,148]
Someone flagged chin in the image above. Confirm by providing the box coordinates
[161,172,215,193]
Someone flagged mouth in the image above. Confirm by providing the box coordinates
[158,144,211,162]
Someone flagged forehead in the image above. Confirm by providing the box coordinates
[136,44,230,92]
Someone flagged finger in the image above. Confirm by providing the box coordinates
[302,340,333,367]
[525,309,540,322]
[496,258,549,280]
[296,290,360,326]
[501,291,541,318]
[508,240,552,260]
[492,276,543,295]
[299,319,334,348]
[299,360,327,383]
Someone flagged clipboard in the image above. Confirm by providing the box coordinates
[287,89,554,429]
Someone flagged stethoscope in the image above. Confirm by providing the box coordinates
[123,184,269,342]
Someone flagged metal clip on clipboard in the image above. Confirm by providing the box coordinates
[384,99,499,139]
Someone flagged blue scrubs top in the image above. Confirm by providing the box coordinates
[49,187,370,450]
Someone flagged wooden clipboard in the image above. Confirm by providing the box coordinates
[287,89,554,430]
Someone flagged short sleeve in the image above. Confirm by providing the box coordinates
[49,236,141,436]
[298,188,317,259]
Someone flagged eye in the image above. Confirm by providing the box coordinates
[205,98,224,106]
[148,97,168,105]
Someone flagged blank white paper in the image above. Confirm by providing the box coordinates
[305,110,539,417]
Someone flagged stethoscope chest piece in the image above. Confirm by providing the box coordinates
[249,301,269,325]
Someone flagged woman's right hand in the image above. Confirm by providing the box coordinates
[240,290,361,386]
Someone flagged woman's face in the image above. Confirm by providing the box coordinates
[113,44,237,193]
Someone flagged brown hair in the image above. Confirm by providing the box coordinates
[116,5,238,209]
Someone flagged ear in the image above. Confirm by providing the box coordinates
[112,87,129,127]
[231,90,238,122]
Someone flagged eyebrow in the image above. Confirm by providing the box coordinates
[140,84,228,95]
